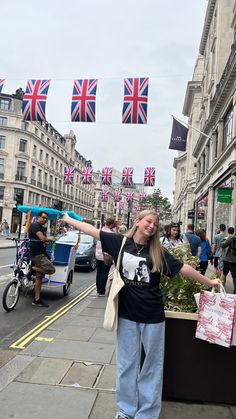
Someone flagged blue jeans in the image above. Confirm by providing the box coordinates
[116,317,165,419]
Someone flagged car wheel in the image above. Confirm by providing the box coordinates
[89,256,97,271]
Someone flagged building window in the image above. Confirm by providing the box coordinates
[0,117,7,126]
[52,142,55,149]
[33,145,37,158]
[31,165,36,179]
[38,169,42,182]
[56,160,59,171]
[47,137,50,145]
[0,186,4,200]
[19,139,27,152]
[0,99,11,110]
[223,107,233,149]
[41,133,44,140]
[35,127,38,136]
[17,161,26,179]
[0,158,4,179]
[39,149,43,161]
[21,121,29,130]
[0,136,6,149]
[51,157,54,168]
[45,153,49,164]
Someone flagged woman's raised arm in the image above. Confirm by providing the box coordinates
[63,214,100,241]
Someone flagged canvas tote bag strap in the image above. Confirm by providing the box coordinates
[115,236,127,270]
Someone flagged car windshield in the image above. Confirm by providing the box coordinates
[58,232,93,245]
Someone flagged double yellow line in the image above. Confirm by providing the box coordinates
[10,283,96,350]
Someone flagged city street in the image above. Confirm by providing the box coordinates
[0,246,96,349]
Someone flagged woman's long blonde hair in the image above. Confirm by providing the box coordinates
[125,209,165,273]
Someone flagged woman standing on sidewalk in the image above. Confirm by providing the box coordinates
[63,210,221,419]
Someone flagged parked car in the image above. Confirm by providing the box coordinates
[57,231,97,270]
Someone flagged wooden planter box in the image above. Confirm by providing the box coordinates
[162,311,236,404]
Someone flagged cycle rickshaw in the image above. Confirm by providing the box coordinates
[2,205,82,312]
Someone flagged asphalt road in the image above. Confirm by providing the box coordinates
[0,248,96,349]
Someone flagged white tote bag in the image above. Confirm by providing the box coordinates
[103,237,126,331]
[195,286,236,348]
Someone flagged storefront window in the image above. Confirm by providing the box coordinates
[196,195,208,230]
[213,178,233,234]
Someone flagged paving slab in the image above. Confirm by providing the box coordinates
[95,364,116,390]
[15,357,71,385]
[71,315,104,328]
[39,338,115,364]
[21,330,60,356]
[160,401,234,419]
[79,307,105,317]
[46,313,77,331]
[90,327,116,345]
[87,298,107,309]
[0,355,34,392]
[60,361,102,388]
[57,325,96,341]
[89,391,116,419]
[0,349,17,368]
[0,381,97,419]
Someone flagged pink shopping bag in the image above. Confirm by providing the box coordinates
[195,288,236,348]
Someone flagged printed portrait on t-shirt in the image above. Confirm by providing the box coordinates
[122,252,150,284]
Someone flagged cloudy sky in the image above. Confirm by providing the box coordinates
[1,0,207,202]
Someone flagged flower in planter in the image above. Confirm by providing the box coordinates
[160,245,215,313]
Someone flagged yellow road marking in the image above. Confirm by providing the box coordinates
[10,283,96,350]
[35,337,54,342]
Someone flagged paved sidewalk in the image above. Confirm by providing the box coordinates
[0,290,235,418]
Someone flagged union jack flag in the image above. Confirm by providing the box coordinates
[126,192,134,202]
[71,79,98,122]
[22,79,50,121]
[144,167,155,186]
[102,189,108,202]
[114,190,121,202]
[139,191,147,200]
[81,167,93,184]
[122,167,133,186]
[64,166,75,184]
[0,79,5,94]
[101,167,113,185]
[122,77,149,124]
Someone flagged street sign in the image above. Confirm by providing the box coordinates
[187,209,195,219]
[217,188,233,203]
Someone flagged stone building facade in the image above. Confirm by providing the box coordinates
[0,92,94,232]
[172,0,236,240]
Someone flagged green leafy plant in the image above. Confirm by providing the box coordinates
[160,245,217,313]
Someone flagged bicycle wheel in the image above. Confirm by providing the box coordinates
[63,271,73,296]
[2,280,20,312]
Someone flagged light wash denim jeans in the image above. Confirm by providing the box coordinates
[116,317,165,419]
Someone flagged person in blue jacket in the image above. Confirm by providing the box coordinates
[195,229,212,275]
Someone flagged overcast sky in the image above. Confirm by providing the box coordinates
[1,0,207,202]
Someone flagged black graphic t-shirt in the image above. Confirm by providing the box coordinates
[100,231,183,323]
[28,222,47,258]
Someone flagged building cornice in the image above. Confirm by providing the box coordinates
[193,42,236,157]
[199,0,217,55]
[182,81,202,117]
[173,152,187,169]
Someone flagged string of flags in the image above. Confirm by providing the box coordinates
[64,166,156,187]
[0,77,149,124]
[101,189,147,203]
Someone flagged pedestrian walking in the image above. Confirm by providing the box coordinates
[1,219,9,236]
[95,218,115,296]
[63,210,221,419]
[195,229,212,275]
[220,227,236,291]
[212,224,226,276]
[184,224,202,257]
[160,222,183,250]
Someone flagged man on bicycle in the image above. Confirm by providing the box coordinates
[28,211,55,307]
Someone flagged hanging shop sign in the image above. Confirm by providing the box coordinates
[217,188,233,203]
[187,209,195,219]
